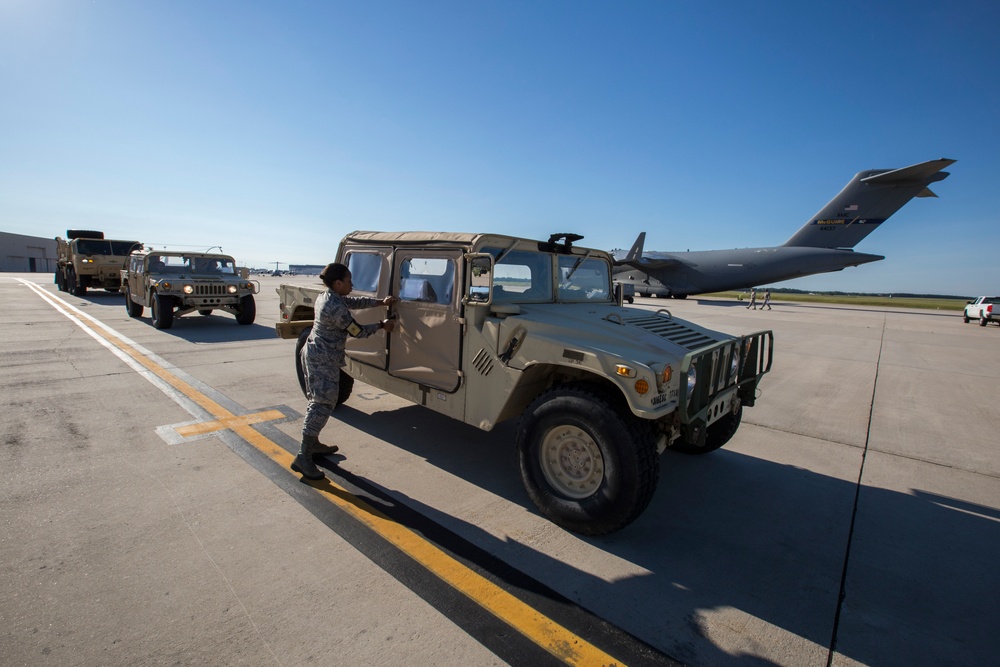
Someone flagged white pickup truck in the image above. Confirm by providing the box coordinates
[963,296,1000,327]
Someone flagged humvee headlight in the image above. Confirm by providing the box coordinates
[729,351,740,379]
[227,285,238,294]
[687,366,697,394]
[615,364,636,378]
[634,379,649,395]
[183,284,194,294]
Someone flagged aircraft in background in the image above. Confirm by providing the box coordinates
[612,158,955,298]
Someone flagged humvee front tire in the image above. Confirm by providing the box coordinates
[152,293,174,329]
[294,326,354,407]
[236,295,256,325]
[516,384,658,536]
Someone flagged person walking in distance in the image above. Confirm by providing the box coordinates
[292,263,398,480]
[746,287,758,310]
[762,289,772,310]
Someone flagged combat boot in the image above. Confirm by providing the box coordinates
[291,435,325,480]
[311,440,339,457]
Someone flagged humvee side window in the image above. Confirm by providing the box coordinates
[346,252,381,294]
[399,257,453,305]
[490,249,553,302]
[557,255,611,302]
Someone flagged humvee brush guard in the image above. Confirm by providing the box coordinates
[276,231,773,535]
[122,249,258,329]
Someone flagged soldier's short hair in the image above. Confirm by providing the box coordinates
[319,263,350,288]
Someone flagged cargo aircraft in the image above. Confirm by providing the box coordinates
[612,158,955,298]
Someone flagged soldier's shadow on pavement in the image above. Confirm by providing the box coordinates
[332,402,1000,667]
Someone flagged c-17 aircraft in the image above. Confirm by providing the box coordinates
[612,158,955,298]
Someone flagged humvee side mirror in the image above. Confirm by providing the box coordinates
[466,254,493,304]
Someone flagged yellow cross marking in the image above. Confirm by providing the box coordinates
[173,409,287,437]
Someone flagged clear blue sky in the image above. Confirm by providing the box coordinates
[2,1,997,295]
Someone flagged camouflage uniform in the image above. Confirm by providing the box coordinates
[301,290,383,437]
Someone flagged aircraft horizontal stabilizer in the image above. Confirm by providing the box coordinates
[859,158,955,186]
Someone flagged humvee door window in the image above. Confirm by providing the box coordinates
[491,249,553,302]
[399,257,453,305]
[557,255,611,302]
[347,252,381,294]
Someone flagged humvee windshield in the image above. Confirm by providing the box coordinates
[486,248,611,303]
[148,254,237,275]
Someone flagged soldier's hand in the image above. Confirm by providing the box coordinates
[381,318,397,333]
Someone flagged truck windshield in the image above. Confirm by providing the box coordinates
[75,240,137,256]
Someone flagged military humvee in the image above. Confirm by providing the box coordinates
[55,230,140,296]
[121,249,258,329]
[276,231,773,535]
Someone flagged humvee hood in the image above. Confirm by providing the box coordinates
[508,303,731,362]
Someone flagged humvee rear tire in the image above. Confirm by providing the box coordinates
[670,404,743,455]
[516,384,658,536]
[152,293,174,329]
[125,294,143,318]
[294,326,354,407]
[236,295,256,325]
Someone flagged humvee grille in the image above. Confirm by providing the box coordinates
[621,313,717,351]
[194,284,227,296]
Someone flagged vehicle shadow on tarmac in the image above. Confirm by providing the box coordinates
[72,292,276,342]
[332,402,999,667]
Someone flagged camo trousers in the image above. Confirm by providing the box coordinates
[301,345,341,438]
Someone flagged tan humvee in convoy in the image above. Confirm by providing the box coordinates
[276,231,773,535]
[55,230,140,296]
[121,249,258,329]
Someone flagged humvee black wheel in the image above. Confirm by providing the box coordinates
[516,384,658,536]
[670,404,743,455]
[236,295,256,325]
[294,326,354,406]
[125,294,143,318]
[152,293,174,329]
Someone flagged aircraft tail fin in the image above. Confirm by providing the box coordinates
[624,232,645,261]
[782,158,955,249]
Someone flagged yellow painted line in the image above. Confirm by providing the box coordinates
[173,409,287,437]
[29,283,626,667]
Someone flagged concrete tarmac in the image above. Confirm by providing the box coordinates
[1,273,997,666]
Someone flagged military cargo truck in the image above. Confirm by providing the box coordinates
[121,248,258,329]
[276,231,773,535]
[54,230,140,296]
